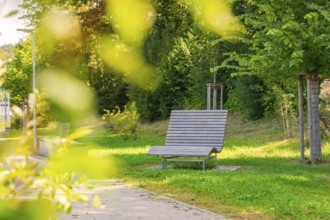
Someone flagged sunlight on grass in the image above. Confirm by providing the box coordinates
[89,146,150,157]
[221,139,301,159]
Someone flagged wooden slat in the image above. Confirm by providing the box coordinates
[169,119,226,125]
[147,146,217,156]
[166,137,224,141]
[166,143,223,146]
[167,130,225,134]
[170,116,227,119]
[169,124,225,128]
[167,134,224,137]
[165,143,222,147]
[171,110,228,114]
[169,126,226,129]
[147,145,222,156]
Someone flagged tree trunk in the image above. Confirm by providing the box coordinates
[307,73,322,163]
[298,76,305,161]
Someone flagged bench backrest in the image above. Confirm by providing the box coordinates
[56,122,71,137]
[165,110,228,151]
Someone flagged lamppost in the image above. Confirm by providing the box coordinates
[17,28,38,151]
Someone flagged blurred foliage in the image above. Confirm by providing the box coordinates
[0,44,14,62]
[102,102,139,140]
[0,125,113,219]
[36,91,51,127]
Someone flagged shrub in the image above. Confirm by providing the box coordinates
[102,102,139,139]
[10,115,20,130]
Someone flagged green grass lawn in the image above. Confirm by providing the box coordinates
[85,117,330,219]
[2,116,330,219]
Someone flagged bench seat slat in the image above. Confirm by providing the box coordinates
[147,146,221,156]
[166,139,223,143]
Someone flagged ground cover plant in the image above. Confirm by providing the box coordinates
[86,116,330,219]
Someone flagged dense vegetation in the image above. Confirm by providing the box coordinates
[4,0,328,122]
[1,0,327,163]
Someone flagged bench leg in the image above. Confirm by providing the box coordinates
[161,157,166,169]
[215,153,218,167]
[203,160,205,171]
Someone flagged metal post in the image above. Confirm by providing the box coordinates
[207,83,211,110]
[214,153,218,167]
[220,83,223,110]
[7,93,11,130]
[213,85,217,110]
[4,90,7,127]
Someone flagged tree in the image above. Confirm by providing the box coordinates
[224,0,330,163]
[19,0,133,115]
[3,42,32,107]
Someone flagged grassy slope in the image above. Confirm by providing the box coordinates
[87,115,330,219]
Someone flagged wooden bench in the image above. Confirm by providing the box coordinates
[56,122,71,137]
[39,122,86,157]
[147,110,228,171]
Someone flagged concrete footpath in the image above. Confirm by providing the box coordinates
[58,180,228,220]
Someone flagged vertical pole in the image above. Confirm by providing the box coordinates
[213,85,217,110]
[20,103,24,132]
[298,76,304,161]
[207,84,211,110]
[220,83,223,110]
[32,32,38,151]
[4,90,7,128]
[7,92,10,130]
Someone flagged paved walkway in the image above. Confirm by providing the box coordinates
[28,155,230,219]
[58,180,228,220]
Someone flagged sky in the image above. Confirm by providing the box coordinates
[0,0,25,46]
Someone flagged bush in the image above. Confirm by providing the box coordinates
[102,102,139,139]
[10,116,20,130]
[226,75,266,120]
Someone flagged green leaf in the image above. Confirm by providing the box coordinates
[291,50,304,59]
[4,10,19,18]
[211,38,222,46]
[304,12,319,21]
[266,29,283,37]
[210,66,221,73]
[282,21,301,30]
